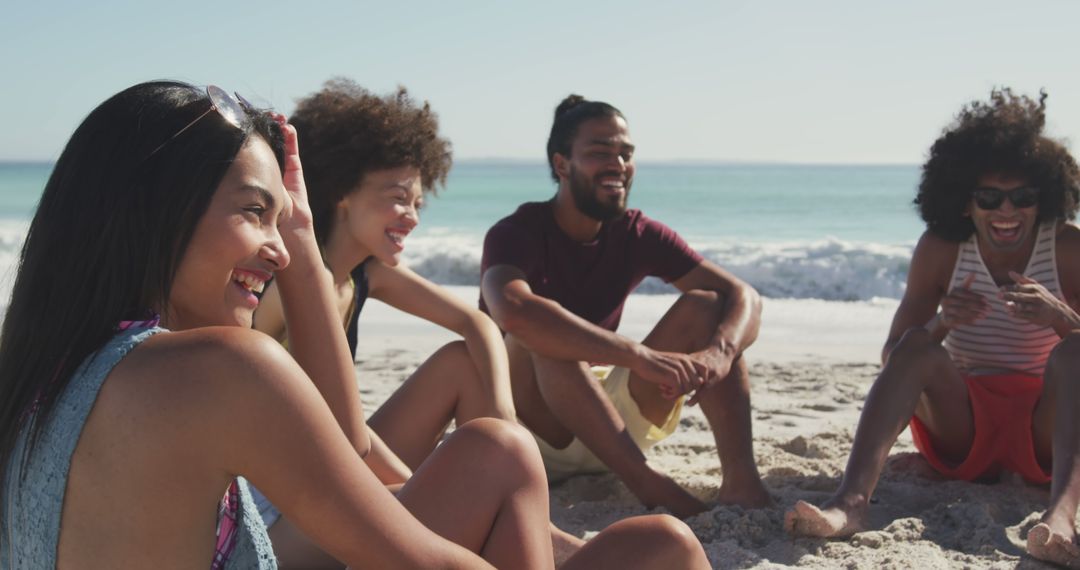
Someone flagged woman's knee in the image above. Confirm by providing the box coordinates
[889,327,949,369]
[645,515,702,553]
[1045,332,1080,387]
[1050,332,1080,368]
[606,515,707,567]
[452,418,545,484]
[876,328,960,397]
[430,340,488,391]
[432,340,472,369]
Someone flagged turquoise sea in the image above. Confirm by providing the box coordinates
[0,161,925,301]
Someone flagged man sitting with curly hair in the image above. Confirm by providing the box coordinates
[785,88,1080,566]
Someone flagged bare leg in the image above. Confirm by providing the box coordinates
[370,340,511,470]
[268,518,344,569]
[549,524,585,568]
[1028,333,1080,568]
[374,342,585,564]
[408,431,710,570]
[267,418,551,569]
[785,328,973,537]
[561,515,710,570]
[694,358,772,506]
[397,418,554,569]
[506,334,706,518]
[629,290,770,507]
[504,332,574,449]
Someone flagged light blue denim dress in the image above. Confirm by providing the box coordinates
[1,326,276,569]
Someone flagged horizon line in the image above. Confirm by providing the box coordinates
[0,158,922,168]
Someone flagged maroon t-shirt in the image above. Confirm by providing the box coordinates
[480,201,703,331]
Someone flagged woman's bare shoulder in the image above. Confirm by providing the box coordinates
[103,327,306,428]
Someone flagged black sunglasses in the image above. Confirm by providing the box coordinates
[971,186,1040,210]
[147,85,252,158]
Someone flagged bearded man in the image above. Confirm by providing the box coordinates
[480,95,770,516]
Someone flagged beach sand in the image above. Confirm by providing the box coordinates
[355,288,1059,569]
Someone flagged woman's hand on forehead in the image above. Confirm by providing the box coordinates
[273,114,314,235]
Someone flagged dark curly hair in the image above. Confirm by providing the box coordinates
[290,78,452,245]
[546,94,625,182]
[915,88,1080,241]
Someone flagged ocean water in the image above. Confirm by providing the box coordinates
[409,162,923,301]
[0,161,925,303]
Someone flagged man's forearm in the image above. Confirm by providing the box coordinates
[501,294,641,368]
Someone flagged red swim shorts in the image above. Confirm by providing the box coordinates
[908,373,1051,484]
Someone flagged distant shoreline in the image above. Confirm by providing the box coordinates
[450,158,921,168]
[0,159,922,169]
[0,160,53,167]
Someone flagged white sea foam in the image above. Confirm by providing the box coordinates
[0,220,29,315]
[690,239,913,301]
[0,225,915,312]
[403,234,913,301]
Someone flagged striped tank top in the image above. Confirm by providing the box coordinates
[942,221,1062,376]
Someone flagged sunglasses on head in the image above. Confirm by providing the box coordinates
[147,85,253,158]
[971,186,1040,210]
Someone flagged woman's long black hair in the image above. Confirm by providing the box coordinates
[0,81,284,499]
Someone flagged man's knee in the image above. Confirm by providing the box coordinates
[650,289,725,352]
[680,288,721,305]
[673,289,723,319]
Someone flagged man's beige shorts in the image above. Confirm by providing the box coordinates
[530,365,684,480]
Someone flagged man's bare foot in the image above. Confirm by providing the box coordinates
[784,499,867,538]
[717,483,774,509]
[1027,522,1080,568]
[550,523,585,569]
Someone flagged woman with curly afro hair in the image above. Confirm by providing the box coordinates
[787,89,1080,569]
[250,78,710,569]
[915,88,1080,242]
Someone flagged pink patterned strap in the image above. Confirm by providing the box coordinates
[210,480,241,569]
[116,315,161,331]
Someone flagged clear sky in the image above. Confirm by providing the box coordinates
[2,0,1078,164]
